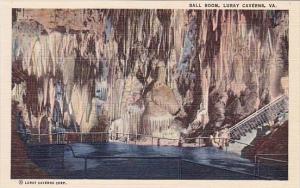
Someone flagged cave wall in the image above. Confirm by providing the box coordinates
[12,9,288,139]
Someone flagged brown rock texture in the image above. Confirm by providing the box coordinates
[12,9,288,140]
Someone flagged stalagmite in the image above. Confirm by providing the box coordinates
[12,9,288,143]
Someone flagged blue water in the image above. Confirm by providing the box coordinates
[27,143,287,180]
[69,143,253,171]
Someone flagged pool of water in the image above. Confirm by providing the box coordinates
[27,143,287,179]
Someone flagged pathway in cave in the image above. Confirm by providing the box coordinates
[27,143,287,180]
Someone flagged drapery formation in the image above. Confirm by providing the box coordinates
[12,9,288,140]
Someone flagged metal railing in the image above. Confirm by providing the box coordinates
[62,144,183,179]
[229,95,288,131]
[26,131,110,145]
[229,95,288,140]
[17,96,288,148]
[20,130,258,155]
[182,159,270,180]
[26,131,233,147]
[26,144,269,179]
[254,153,288,178]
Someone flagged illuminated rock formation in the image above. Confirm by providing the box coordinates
[12,9,288,142]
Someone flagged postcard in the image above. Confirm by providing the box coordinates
[0,1,299,188]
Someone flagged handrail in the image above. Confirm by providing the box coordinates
[63,144,181,160]
[254,153,288,178]
[15,95,288,144]
[20,127,259,151]
[255,153,288,156]
[182,159,271,180]
[229,95,287,132]
[256,157,287,163]
[28,131,229,142]
[63,144,79,158]
[254,153,288,164]
[64,144,182,179]
[26,131,250,149]
[21,99,289,147]
[29,144,269,179]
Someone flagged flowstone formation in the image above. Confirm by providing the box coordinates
[142,60,181,138]
[12,9,288,145]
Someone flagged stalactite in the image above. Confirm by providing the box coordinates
[12,9,288,140]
